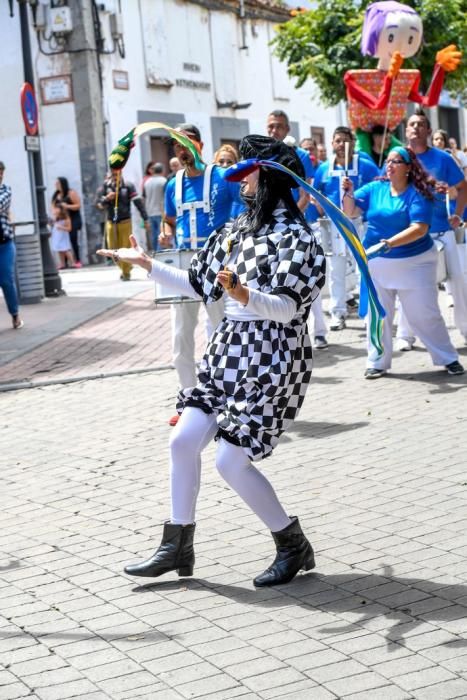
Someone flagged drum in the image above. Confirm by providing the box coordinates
[317,217,346,257]
[153,249,197,305]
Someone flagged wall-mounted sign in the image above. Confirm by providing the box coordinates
[39,75,73,105]
[113,70,129,90]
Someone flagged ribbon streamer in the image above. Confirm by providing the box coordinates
[108,122,205,172]
[224,158,386,357]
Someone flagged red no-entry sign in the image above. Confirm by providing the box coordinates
[20,82,39,136]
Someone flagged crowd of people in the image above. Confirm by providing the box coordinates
[104,110,465,389]
[94,110,466,587]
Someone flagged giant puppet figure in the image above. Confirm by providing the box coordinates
[344,1,461,156]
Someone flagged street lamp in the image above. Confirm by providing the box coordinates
[9,0,63,297]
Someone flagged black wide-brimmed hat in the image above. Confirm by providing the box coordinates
[239,134,305,189]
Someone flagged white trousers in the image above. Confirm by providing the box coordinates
[171,299,224,389]
[310,293,327,337]
[368,283,458,370]
[169,406,291,532]
[328,255,349,317]
[398,230,467,342]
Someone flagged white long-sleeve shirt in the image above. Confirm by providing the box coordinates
[148,258,296,323]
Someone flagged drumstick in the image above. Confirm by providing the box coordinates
[344,142,350,177]
[445,191,450,219]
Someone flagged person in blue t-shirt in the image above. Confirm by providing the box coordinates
[396,111,467,349]
[342,146,463,379]
[313,126,379,330]
[266,112,329,348]
[160,124,240,424]
[266,111,315,212]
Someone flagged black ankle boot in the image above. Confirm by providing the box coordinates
[124,521,195,578]
[253,517,315,587]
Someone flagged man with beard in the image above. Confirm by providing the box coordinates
[98,135,325,588]
[159,124,240,425]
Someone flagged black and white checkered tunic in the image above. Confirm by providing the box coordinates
[177,207,326,461]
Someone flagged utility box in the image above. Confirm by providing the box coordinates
[109,12,123,38]
[50,6,73,34]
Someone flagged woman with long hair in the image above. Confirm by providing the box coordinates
[97,135,326,588]
[342,146,463,377]
[51,177,82,267]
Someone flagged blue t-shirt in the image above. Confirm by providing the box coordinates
[291,146,315,205]
[416,148,464,234]
[165,165,240,249]
[296,146,315,180]
[313,155,379,208]
[354,180,433,259]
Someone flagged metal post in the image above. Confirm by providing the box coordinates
[18,1,63,296]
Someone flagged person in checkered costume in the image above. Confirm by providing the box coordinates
[98,135,326,587]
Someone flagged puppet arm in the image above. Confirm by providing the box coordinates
[409,46,461,107]
[344,71,393,110]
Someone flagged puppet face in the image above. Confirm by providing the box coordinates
[376,11,422,60]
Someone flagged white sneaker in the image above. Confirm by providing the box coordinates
[396,338,413,352]
[314,335,328,349]
[330,315,346,331]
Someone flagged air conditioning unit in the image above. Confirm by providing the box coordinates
[50,6,73,34]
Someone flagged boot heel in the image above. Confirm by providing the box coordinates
[302,554,315,571]
[177,565,194,577]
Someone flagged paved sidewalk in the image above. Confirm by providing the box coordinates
[0,277,467,698]
[0,266,206,387]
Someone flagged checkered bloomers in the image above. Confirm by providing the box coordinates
[177,207,326,461]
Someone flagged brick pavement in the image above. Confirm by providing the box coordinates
[1,288,467,699]
[0,268,206,387]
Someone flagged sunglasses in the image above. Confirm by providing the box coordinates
[386,159,407,166]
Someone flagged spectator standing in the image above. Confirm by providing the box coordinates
[95,170,149,281]
[166,157,182,185]
[51,177,82,268]
[448,137,467,176]
[143,163,166,253]
[141,161,155,190]
[0,161,23,329]
[50,203,74,270]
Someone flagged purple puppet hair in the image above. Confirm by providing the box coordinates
[361,1,421,57]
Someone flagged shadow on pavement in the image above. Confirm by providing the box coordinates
[389,370,467,395]
[286,420,369,439]
[133,564,467,651]
[0,560,22,572]
[313,342,367,369]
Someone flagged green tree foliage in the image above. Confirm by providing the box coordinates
[272,0,467,106]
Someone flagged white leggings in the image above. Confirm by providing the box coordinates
[169,407,291,532]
